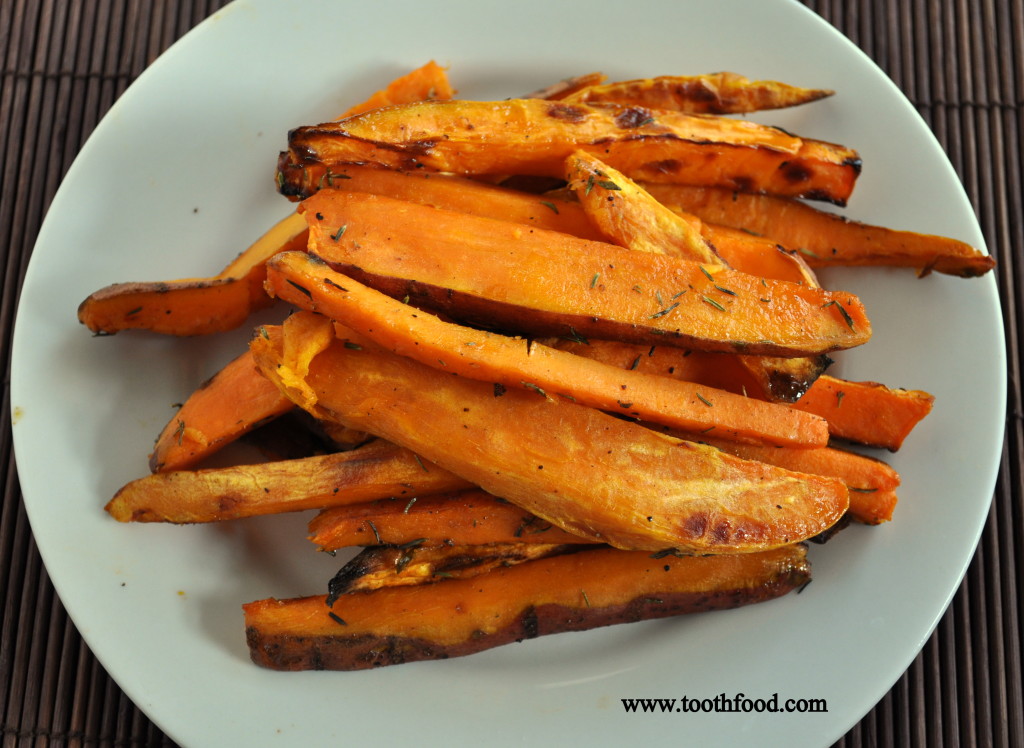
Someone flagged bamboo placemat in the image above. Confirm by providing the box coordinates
[2,1,1021,745]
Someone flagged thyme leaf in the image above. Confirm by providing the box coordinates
[522,382,548,397]
[823,300,856,330]
[649,302,680,319]
[701,295,727,312]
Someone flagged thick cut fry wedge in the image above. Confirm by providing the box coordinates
[149,350,294,473]
[565,150,720,262]
[326,543,581,597]
[251,319,849,553]
[283,98,862,205]
[563,72,834,114]
[792,376,935,451]
[644,184,995,277]
[276,165,601,240]
[243,544,811,670]
[301,191,871,357]
[266,252,830,448]
[78,273,272,337]
[335,60,454,119]
[111,440,471,523]
[565,150,831,401]
[309,490,598,552]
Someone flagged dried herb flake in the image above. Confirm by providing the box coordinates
[701,295,727,312]
[650,302,680,319]
[522,382,548,397]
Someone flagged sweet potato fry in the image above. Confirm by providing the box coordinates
[309,490,598,552]
[265,251,830,448]
[243,543,811,670]
[564,149,720,262]
[300,190,871,358]
[562,72,834,114]
[149,350,294,473]
[282,98,862,205]
[111,440,471,523]
[251,317,849,553]
[77,273,273,337]
[791,376,935,451]
[644,183,995,277]
[325,542,581,597]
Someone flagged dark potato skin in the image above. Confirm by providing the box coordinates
[243,544,810,671]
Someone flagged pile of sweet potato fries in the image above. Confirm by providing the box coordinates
[80,62,993,670]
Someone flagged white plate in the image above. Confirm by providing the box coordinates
[11,1,1005,746]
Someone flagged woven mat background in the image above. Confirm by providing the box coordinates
[2,1,1021,745]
